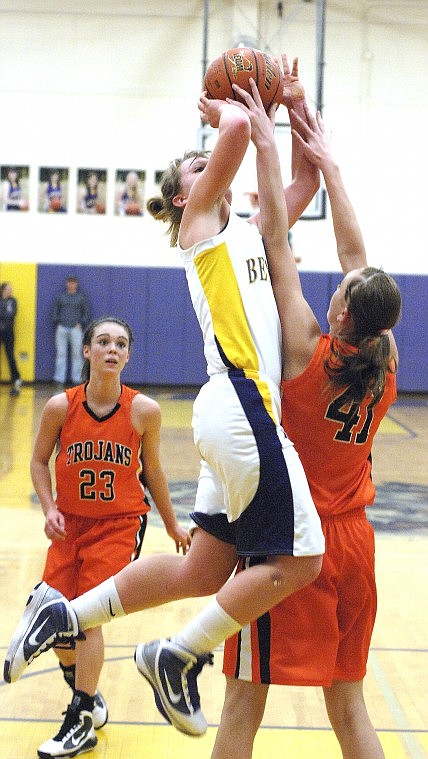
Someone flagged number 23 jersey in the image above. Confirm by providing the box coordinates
[55,383,149,518]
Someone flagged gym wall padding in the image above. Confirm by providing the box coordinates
[23,264,428,393]
[34,264,207,386]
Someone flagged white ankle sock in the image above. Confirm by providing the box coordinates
[70,577,125,630]
[172,598,241,655]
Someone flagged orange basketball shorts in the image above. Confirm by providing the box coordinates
[42,512,147,599]
[223,508,377,685]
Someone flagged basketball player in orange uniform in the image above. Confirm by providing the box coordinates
[32,316,189,759]
[214,90,402,759]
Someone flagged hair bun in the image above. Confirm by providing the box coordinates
[146,196,164,218]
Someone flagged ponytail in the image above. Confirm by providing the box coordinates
[325,268,401,405]
[146,150,211,247]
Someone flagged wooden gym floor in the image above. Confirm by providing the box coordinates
[0,383,427,759]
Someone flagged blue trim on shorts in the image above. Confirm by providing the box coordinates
[190,511,236,545]
[229,371,295,556]
[234,556,272,683]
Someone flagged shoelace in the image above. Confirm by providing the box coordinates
[53,706,83,741]
[32,630,85,661]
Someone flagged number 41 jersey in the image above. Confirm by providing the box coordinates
[281,334,397,518]
[55,384,149,519]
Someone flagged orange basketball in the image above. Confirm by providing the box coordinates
[126,202,142,216]
[50,197,62,212]
[204,48,283,112]
[95,202,105,214]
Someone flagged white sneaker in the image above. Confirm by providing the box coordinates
[4,582,82,684]
[38,706,97,758]
[92,690,108,729]
[134,638,213,736]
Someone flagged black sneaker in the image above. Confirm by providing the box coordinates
[4,582,82,684]
[38,705,97,758]
[92,690,108,729]
[134,638,213,736]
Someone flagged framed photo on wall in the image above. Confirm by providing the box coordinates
[1,165,30,212]
[154,169,165,193]
[38,167,68,213]
[77,168,107,214]
[114,169,145,216]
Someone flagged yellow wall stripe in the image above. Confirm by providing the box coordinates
[0,262,37,381]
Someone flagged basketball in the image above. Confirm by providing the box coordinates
[50,197,62,212]
[204,47,283,112]
[126,202,142,216]
[95,202,105,214]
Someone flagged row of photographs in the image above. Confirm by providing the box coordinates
[0,165,165,216]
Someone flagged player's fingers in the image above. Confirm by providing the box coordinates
[289,108,310,134]
[267,101,279,122]
[315,110,325,131]
[232,79,264,110]
[231,81,253,105]
[248,77,265,108]
[281,51,290,75]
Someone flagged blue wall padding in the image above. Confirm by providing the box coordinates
[35,265,207,385]
[35,264,427,391]
[392,275,427,392]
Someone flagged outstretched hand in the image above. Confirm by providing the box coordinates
[227,79,277,148]
[198,92,227,129]
[291,104,332,168]
[281,54,305,109]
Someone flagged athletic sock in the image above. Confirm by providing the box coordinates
[171,598,241,655]
[60,662,76,690]
[70,576,125,630]
[71,689,94,714]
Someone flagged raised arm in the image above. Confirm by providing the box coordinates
[243,55,320,232]
[231,80,320,379]
[281,54,320,226]
[292,105,367,273]
[179,96,251,247]
[292,106,399,362]
[199,98,250,204]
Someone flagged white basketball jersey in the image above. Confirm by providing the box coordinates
[180,213,282,385]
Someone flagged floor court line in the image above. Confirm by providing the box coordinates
[369,650,427,759]
[0,388,426,758]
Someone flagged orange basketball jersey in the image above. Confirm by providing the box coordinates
[55,384,150,519]
[281,334,397,517]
